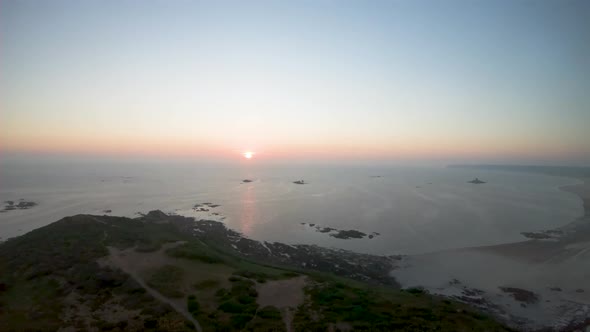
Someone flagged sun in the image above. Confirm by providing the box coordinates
[243,151,253,159]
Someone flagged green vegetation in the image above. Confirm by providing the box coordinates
[135,240,164,252]
[258,305,282,319]
[193,279,220,290]
[187,295,200,317]
[232,269,295,283]
[405,286,427,295]
[0,277,63,331]
[230,313,255,329]
[214,277,259,327]
[188,274,288,331]
[218,299,252,314]
[0,212,512,331]
[0,214,194,331]
[215,287,228,298]
[166,242,225,264]
[293,280,510,331]
[146,264,185,298]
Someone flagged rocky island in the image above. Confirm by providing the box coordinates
[192,202,220,212]
[468,178,486,184]
[301,222,381,240]
[1,199,37,212]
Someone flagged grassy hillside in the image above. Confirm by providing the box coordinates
[0,212,512,331]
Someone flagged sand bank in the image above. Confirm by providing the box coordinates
[392,179,590,331]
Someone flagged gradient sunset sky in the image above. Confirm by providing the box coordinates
[2,0,589,164]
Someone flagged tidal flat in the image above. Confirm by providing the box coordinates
[393,169,590,331]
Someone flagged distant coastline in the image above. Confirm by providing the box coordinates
[448,164,590,179]
[561,180,589,218]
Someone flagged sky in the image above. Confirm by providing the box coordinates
[1,0,589,165]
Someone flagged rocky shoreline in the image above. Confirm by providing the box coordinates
[300,222,381,240]
[154,212,401,287]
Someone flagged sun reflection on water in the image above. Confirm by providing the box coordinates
[239,184,257,236]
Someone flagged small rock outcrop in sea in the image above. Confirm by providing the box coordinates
[521,229,563,240]
[193,202,221,212]
[1,199,37,212]
[300,222,380,240]
[293,180,306,185]
[499,287,539,304]
[468,178,486,184]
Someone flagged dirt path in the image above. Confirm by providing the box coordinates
[256,276,307,332]
[103,245,202,332]
[281,308,294,332]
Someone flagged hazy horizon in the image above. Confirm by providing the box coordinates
[2,0,589,165]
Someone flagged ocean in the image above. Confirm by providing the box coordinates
[0,161,583,255]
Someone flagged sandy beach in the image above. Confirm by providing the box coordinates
[392,179,590,331]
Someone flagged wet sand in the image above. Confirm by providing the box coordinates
[562,181,590,217]
[392,179,590,331]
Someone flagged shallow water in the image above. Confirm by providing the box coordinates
[0,161,583,255]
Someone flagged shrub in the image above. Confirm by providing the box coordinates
[215,288,228,297]
[258,306,282,320]
[233,270,271,281]
[230,313,254,329]
[187,296,200,314]
[218,300,245,313]
[143,318,157,328]
[405,287,426,295]
[281,271,300,278]
[230,279,257,297]
[237,294,256,304]
[135,241,162,252]
[146,265,184,298]
[194,279,220,290]
[166,243,224,264]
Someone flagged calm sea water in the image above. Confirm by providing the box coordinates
[0,161,583,255]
